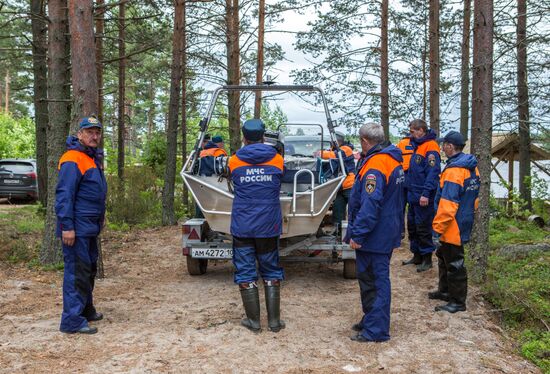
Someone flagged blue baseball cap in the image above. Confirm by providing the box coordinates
[79,116,102,129]
[438,130,465,146]
[212,135,224,143]
[242,119,265,141]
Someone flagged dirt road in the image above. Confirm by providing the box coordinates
[0,226,539,373]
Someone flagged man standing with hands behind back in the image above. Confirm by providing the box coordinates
[402,119,441,272]
[345,123,404,342]
[56,116,107,335]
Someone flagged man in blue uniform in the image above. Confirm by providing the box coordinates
[345,123,404,342]
[432,131,480,313]
[56,117,107,335]
[402,119,441,272]
[228,119,285,333]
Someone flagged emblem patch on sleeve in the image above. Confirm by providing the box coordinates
[428,154,436,167]
[365,174,376,194]
[415,155,422,164]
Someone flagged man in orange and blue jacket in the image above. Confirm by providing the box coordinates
[402,119,441,272]
[320,131,356,235]
[396,134,414,237]
[56,117,107,335]
[198,135,228,176]
[345,123,405,342]
[431,131,480,313]
[228,119,285,333]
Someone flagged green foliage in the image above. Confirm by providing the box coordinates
[489,217,548,250]
[142,132,168,174]
[520,331,550,373]
[0,113,36,159]
[0,205,43,264]
[486,216,550,372]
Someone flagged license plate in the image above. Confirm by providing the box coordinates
[191,248,233,259]
[3,179,20,184]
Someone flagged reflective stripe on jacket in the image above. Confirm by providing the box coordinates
[198,145,227,176]
[228,143,284,238]
[433,152,480,246]
[321,145,356,189]
[407,129,441,202]
[396,137,414,172]
[347,143,404,254]
[55,136,107,237]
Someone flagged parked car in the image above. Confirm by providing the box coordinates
[0,159,38,202]
[283,134,332,157]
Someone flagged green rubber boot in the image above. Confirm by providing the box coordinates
[264,280,285,333]
[239,283,261,333]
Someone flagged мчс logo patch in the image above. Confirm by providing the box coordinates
[365,174,376,194]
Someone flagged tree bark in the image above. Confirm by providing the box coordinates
[226,0,241,154]
[41,0,71,264]
[428,0,440,134]
[459,0,471,140]
[96,0,105,125]
[517,0,531,209]
[68,0,99,131]
[31,0,49,207]
[181,0,189,211]
[380,0,389,139]
[469,0,493,282]
[117,2,126,180]
[253,0,265,119]
[162,0,185,226]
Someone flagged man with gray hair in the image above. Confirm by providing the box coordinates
[345,123,405,342]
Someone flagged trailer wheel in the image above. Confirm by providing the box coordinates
[187,257,208,275]
[343,259,356,279]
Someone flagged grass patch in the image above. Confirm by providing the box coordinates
[0,205,44,264]
[489,217,548,250]
[484,216,550,372]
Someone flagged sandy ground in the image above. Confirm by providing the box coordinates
[0,223,540,374]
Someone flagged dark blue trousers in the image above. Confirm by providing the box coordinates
[356,251,392,342]
[60,236,98,332]
[407,202,435,255]
[232,236,284,284]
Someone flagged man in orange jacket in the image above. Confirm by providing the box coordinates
[396,134,414,238]
[320,131,356,235]
[431,131,480,313]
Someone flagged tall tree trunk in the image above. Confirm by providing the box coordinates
[117,2,126,180]
[31,0,49,207]
[226,0,241,153]
[422,3,428,121]
[517,0,531,209]
[4,71,9,113]
[428,0,440,134]
[253,0,265,119]
[380,0,389,139]
[459,0,471,140]
[181,0,189,211]
[41,0,70,264]
[95,0,105,125]
[68,0,98,131]
[469,0,493,282]
[162,0,185,226]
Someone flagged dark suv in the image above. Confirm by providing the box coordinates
[0,159,38,202]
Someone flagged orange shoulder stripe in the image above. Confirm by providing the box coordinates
[416,140,440,156]
[440,167,467,188]
[58,150,96,175]
[228,153,284,172]
[340,146,354,157]
[321,150,336,159]
[358,153,400,183]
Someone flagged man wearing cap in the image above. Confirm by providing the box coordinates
[431,131,480,313]
[319,131,356,235]
[198,135,227,176]
[345,123,404,342]
[402,119,441,272]
[56,116,107,334]
[227,119,285,333]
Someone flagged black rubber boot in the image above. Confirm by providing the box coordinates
[435,302,466,313]
[239,283,261,332]
[264,280,285,332]
[428,290,450,301]
[416,253,433,272]
[402,253,422,266]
